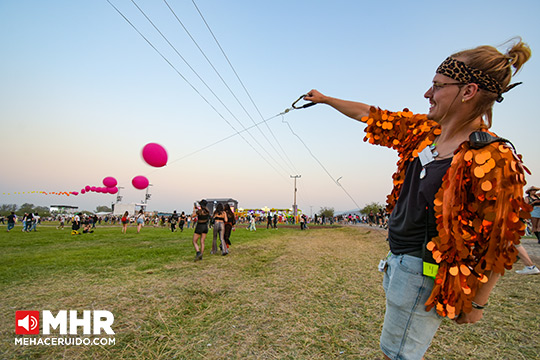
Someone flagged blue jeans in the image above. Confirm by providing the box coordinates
[7,222,15,231]
[380,253,442,360]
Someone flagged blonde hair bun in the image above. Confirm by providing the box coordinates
[506,38,531,75]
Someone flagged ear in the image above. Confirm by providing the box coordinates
[462,83,479,102]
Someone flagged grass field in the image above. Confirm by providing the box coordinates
[1,223,539,359]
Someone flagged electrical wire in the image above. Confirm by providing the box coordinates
[128,0,291,177]
[280,114,361,210]
[189,0,299,175]
[106,0,332,210]
[106,0,289,182]
[146,113,281,174]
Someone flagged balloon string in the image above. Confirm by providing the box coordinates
[145,113,281,176]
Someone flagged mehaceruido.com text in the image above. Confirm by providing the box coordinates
[15,337,115,346]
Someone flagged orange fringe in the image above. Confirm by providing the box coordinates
[361,107,531,319]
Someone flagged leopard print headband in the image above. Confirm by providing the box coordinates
[436,57,521,103]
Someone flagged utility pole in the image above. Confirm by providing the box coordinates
[290,175,301,217]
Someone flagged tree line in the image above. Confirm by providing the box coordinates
[0,204,112,217]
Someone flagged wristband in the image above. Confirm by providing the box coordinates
[471,301,488,310]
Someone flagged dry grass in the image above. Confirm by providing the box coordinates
[1,225,539,359]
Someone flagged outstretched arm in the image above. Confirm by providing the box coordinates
[304,89,371,122]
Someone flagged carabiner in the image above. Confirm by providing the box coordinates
[291,94,317,109]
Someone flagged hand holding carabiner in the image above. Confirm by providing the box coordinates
[292,94,317,109]
[303,89,327,105]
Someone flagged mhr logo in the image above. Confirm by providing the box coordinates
[15,310,115,335]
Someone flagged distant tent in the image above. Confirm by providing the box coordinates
[201,198,238,214]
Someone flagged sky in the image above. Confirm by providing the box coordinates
[1,0,539,215]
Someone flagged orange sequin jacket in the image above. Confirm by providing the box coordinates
[361,106,531,319]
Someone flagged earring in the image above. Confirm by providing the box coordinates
[461,98,466,103]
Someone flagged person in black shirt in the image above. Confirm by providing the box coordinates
[192,200,210,261]
[170,211,179,232]
[7,212,17,232]
[305,39,532,360]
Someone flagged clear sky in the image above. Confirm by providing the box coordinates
[1,0,539,215]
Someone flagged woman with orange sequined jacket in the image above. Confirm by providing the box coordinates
[305,39,531,360]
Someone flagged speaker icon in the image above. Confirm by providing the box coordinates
[15,311,40,335]
[18,315,38,331]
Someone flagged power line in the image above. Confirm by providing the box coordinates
[105,0,289,182]
[163,0,297,172]
[106,0,319,209]
[189,0,300,175]
[146,113,281,174]
[128,0,291,177]
[280,114,361,210]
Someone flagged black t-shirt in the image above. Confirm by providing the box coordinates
[387,156,453,255]
[197,211,210,224]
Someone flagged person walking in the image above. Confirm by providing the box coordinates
[212,203,228,255]
[23,212,33,232]
[57,215,65,230]
[179,211,187,232]
[136,209,145,233]
[170,211,178,232]
[121,211,129,234]
[21,213,28,232]
[248,214,256,231]
[300,214,308,230]
[304,39,532,360]
[7,211,16,232]
[192,200,210,261]
[514,244,540,275]
[525,186,540,243]
[223,204,236,250]
[267,213,273,229]
[29,212,40,232]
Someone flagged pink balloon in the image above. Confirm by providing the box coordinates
[132,175,149,190]
[97,187,105,193]
[71,191,79,196]
[90,186,97,192]
[85,185,91,191]
[108,186,118,194]
[103,176,117,188]
[142,143,168,167]
[81,189,86,194]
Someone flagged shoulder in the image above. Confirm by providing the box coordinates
[460,132,527,176]
[447,135,529,206]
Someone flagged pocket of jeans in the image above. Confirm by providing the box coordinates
[398,255,423,276]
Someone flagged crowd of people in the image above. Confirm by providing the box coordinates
[4,212,43,232]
